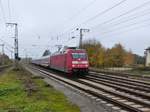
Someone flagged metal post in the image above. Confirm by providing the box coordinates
[77,28,90,49]
[10,51,13,59]
[14,23,19,60]
[79,29,83,49]
[0,44,5,65]
[6,23,19,68]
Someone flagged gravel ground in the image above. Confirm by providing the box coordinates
[24,65,115,112]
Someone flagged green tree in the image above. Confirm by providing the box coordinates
[109,43,126,67]
[124,50,135,66]
[82,39,106,67]
[82,39,136,68]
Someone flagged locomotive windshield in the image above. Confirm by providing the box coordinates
[72,53,87,59]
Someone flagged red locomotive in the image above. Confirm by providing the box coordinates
[32,47,89,76]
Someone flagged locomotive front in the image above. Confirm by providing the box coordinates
[68,49,89,75]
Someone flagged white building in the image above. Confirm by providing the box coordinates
[145,47,150,67]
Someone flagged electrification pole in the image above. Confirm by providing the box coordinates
[10,50,13,59]
[79,29,83,49]
[0,44,5,65]
[6,23,19,68]
[77,28,90,49]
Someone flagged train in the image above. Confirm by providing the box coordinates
[32,47,89,76]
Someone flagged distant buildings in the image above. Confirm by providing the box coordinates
[145,47,150,67]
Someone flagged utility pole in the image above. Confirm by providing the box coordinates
[6,23,19,68]
[0,44,5,65]
[77,28,90,49]
[10,50,13,59]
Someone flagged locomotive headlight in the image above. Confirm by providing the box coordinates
[72,61,88,64]
[81,61,88,64]
[72,61,79,64]
[85,64,88,67]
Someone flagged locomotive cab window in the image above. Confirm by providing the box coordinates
[72,53,87,59]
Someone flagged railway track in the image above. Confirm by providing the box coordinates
[89,72,150,89]
[90,69,150,81]
[29,65,150,112]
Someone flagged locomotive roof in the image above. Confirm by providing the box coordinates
[52,48,86,56]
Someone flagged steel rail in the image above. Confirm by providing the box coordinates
[90,71,150,85]
[85,76,150,100]
[86,75,150,92]
[89,72,150,89]
[76,78,150,108]
[29,66,148,112]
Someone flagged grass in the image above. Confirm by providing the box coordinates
[124,66,150,76]
[91,67,150,76]
[0,68,80,112]
[126,69,150,76]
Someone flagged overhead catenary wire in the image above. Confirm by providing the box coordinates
[91,0,150,30]
[0,0,6,22]
[106,10,150,29]
[101,7,150,27]
[80,0,127,25]
[52,0,97,40]
[59,0,127,39]
[0,40,14,58]
[7,0,11,22]
[59,0,150,42]
[85,1,150,40]
[90,7,150,35]
[95,23,150,41]
[90,17,150,38]
[105,17,150,33]
[65,0,97,22]
[0,38,14,49]
[5,46,13,52]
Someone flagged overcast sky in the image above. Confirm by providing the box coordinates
[0,0,150,58]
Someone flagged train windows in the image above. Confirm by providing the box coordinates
[72,53,87,59]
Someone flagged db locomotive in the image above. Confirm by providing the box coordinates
[32,47,89,76]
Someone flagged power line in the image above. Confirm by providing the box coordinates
[0,38,14,49]
[90,8,150,35]
[61,0,150,41]
[107,10,150,29]
[81,0,127,25]
[86,1,150,39]
[5,46,13,53]
[67,0,97,21]
[57,0,97,38]
[52,0,97,39]
[98,23,150,41]
[59,0,127,39]
[0,0,6,22]
[92,17,150,37]
[91,0,150,30]
[105,17,150,33]
[103,7,150,27]
[7,0,11,21]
